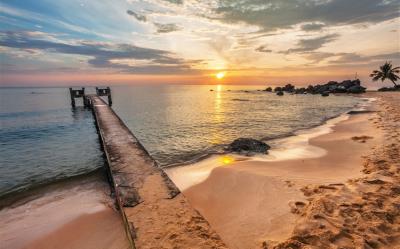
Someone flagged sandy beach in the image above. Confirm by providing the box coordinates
[167,92,400,249]
[0,173,130,249]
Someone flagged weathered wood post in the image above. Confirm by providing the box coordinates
[96,87,112,106]
[69,88,75,107]
[69,87,86,108]
[107,87,112,106]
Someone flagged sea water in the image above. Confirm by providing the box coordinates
[0,85,362,198]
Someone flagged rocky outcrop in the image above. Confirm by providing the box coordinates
[347,85,367,94]
[378,85,400,92]
[264,79,366,96]
[227,138,271,154]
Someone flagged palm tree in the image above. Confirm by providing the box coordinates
[370,61,400,87]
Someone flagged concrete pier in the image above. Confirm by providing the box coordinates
[88,95,227,249]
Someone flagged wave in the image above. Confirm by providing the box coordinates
[162,96,374,168]
[0,168,107,209]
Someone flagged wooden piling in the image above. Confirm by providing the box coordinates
[96,87,112,106]
[69,87,86,108]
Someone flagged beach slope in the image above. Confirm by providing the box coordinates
[169,92,399,249]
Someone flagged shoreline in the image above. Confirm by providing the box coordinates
[157,94,366,169]
[166,92,398,248]
[0,168,106,209]
[0,171,130,249]
[165,96,373,192]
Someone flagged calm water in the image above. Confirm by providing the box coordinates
[112,85,362,166]
[0,88,104,197]
[0,85,362,197]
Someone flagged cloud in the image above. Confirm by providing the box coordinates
[286,34,339,53]
[255,45,272,53]
[301,51,400,65]
[213,0,400,31]
[127,10,147,22]
[329,52,400,64]
[0,31,198,74]
[163,0,183,4]
[154,23,182,33]
[303,52,336,63]
[301,23,325,32]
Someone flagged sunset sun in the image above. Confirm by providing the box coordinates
[216,72,226,79]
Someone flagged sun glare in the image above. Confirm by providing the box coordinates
[220,155,234,165]
[216,71,226,79]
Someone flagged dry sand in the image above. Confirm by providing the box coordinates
[168,92,400,249]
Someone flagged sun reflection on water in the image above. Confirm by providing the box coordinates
[212,85,224,144]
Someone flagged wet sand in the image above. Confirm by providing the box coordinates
[0,173,130,249]
[167,92,400,249]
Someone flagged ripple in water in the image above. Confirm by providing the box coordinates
[0,85,362,197]
[110,85,362,167]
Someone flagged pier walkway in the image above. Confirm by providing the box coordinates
[88,95,226,249]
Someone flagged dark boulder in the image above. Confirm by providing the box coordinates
[228,138,271,154]
[347,85,366,94]
[295,88,306,94]
[321,91,330,97]
[282,84,295,92]
[274,86,283,92]
[316,85,330,94]
[306,85,315,94]
[264,87,272,92]
[352,79,361,86]
[339,80,353,88]
[378,87,391,92]
[327,81,338,86]
[328,84,338,91]
[378,86,400,92]
[276,91,284,96]
[335,85,348,93]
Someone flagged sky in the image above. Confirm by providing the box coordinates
[0,0,399,87]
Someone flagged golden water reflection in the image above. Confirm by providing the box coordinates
[212,84,224,145]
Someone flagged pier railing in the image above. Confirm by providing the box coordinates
[68,87,112,107]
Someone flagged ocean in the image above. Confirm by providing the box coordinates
[0,85,362,198]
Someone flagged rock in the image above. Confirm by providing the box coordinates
[352,79,361,86]
[328,84,338,91]
[339,80,353,88]
[264,79,367,96]
[321,91,330,97]
[282,84,295,92]
[306,85,315,94]
[228,138,271,154]
[378,87,391,92]
[347,110,375,115]
[316,85,329,94]
[378,86,400,92]
[263,87,272,92]
[295,88,306,94]
[327,81,338,85]
[347,85,366,94]
[335,85,348,93]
